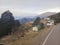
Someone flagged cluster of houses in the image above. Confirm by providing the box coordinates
[45,18,54,26]
[32,17,54,32]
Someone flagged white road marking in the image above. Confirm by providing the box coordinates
[42,26,56,45]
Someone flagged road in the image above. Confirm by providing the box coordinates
[42,24,60,45]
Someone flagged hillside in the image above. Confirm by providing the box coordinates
[38,12,56,18]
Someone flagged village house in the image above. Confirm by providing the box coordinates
[32,23,44,32]
[32,26,38,32]
[44,17,54,27]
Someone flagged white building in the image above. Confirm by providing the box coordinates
[44,17,54,26]
[44,17,50,21]
[46,20,54,26]
[32,26,38,32]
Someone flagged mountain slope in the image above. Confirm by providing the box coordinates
[38,12,56,18]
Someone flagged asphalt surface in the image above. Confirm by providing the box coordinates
[42,24,60,45]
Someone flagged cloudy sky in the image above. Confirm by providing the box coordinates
[0,0,60,19]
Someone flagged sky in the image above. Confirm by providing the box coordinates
[0,0,60,19]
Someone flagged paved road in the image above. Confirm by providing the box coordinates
[42,24,60,45]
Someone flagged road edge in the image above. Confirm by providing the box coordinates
[42,25,56,45]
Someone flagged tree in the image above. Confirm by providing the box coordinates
[11,20,21,33]
[15,20,21,27]
[0,10,15,37]
[33,17,41,26]
[49,12,60,25]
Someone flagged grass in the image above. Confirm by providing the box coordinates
[6,25,55,45]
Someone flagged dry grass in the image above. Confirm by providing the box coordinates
[6,25,55,45]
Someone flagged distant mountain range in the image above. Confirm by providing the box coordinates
[19,17,35,24]
[19,12,57,24]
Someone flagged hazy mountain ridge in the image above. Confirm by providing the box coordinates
[19,17,35,24]
[19,12,56,24]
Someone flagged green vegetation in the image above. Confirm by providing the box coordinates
[33,17,45,30]
[0,10,20,37]
[33,17,41,26]
[49,12,60,24]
